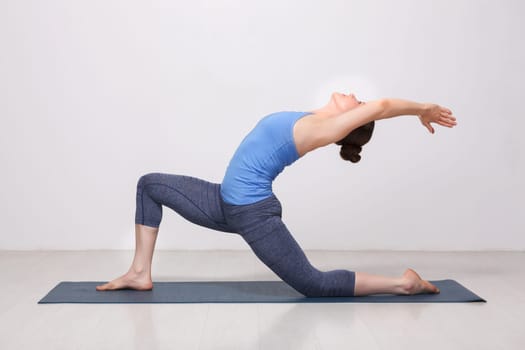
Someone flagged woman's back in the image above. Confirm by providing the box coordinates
[220,111,311,205]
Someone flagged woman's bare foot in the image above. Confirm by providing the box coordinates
[400,268,440,295]
[96,269,153,291]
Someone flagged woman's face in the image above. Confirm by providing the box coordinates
[331,92,364,112]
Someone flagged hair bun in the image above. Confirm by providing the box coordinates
[340,143,362,163]
[335,120,375,165]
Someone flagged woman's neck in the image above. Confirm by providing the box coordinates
[310,108,339,119]
[310,100,342,118]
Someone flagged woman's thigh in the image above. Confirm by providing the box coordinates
[136,172,234,233]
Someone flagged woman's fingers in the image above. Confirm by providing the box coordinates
[424,121,435,134]
[437,119,456,127]
[441,115,456,123]
[420,105,456,132]
[439,116,456,123]
[438,113,457,125]
[428,117,456,129]
[440,113,456,123]
[439,106,453,114]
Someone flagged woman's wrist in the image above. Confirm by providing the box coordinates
[419,103,432,116]
[382,99,430,119]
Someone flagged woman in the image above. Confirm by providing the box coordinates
[97,92,457,297]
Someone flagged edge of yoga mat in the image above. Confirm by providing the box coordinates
[38,279,486,304]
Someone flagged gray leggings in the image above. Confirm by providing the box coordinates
[135,172,356,297]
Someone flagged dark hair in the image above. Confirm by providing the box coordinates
[335,121,375,163]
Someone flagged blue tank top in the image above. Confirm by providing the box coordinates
[221,111,311,205]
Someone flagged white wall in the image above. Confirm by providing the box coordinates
[1,0,523,250]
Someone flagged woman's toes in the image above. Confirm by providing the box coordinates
[95,273,153,291]
[401,268,438,295]
[96,282,117,291]
[96,283,112,291]
[426,281,440,294]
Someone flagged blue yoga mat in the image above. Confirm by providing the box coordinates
[38,280,485,304]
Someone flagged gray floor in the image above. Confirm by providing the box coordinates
[1,250,524,350]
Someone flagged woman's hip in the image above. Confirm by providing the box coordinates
[220,191,283,233]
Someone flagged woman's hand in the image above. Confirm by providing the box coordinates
[419,103,457,134]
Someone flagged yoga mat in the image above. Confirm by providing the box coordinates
[38,279,485,304]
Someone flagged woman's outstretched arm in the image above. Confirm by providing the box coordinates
[317,98,457,145]
[379,98,457,134]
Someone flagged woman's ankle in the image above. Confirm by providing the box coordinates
[128,266,150,277]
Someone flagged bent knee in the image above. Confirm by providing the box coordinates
[296,283,324,297]
[288,274,325,297]
[137,172,164,188]
[293,270,356,297]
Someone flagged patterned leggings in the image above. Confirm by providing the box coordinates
[135,172,356,297]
